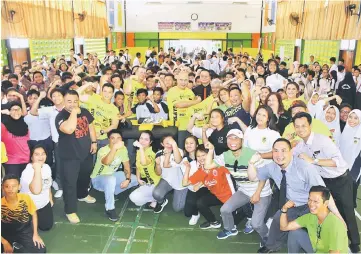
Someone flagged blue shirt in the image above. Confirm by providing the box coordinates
[257,156,325,206]
[224,105,251,130]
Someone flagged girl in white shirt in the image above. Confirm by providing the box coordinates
[320,105,341,146]
[244,105,281,167]
[20,145,54,231]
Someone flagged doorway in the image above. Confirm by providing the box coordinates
[164,40,222,55]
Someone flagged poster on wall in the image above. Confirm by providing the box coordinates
[174,22,191,31]
[198,22,232,31]
[198,22,215,31]
[215,22,232,31]
[158,22,175,31]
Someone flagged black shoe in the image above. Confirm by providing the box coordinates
[257,246,274,253]
[154,199,168,214]
[350,244,360,253]
[105,209,120,222]
[199,221,222,229]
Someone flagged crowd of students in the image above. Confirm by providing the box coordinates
[1,46,361,253]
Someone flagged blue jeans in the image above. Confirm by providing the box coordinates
[91,171,138,210]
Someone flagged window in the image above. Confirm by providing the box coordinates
[9,38,29,49]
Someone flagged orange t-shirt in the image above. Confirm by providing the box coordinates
[189,166,236,203]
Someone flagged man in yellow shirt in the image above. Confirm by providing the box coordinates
[167,72,202,148]
[282,101,332,147]
[77,83,119,149]
[123,67,147,108]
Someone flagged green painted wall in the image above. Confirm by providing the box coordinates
[135,32,158,39]
[275,39,295,66]
[1,40,8,67]
[227,33,252,40]
[301,40,340,65]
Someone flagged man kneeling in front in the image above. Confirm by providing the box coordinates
[280,185,348,253]
[90,129,138,221]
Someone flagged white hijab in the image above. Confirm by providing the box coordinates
[339,109,361,173]
[320,105,341,146]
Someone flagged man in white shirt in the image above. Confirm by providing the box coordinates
[329,57,338,73]
[132,52,141,67]
[123,49,131,64]
[145,47,152,62]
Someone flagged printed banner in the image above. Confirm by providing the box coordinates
[158,22,175,31]
[215,22,232,31]
[198,22,215,31]
[198,22,232,31]
[174,22,191,31]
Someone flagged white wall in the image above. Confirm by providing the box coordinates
[110,0,263,33]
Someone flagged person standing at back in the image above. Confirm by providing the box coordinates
[55,90,98,224]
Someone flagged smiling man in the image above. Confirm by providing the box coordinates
[248,138,341,253]
[280,186,348,253]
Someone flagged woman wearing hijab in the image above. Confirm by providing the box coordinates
[320,105,341,146]
[1,101,30,177]
[339,109,361,207]
[337,72,356,108]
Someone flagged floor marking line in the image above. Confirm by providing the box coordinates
[102,197,129,253]
[355,209,361,221]
[54,221,115,228]
[115,238,149,243]
[127,208,153,212]
[146,213,160,253]
[124,206,144,253]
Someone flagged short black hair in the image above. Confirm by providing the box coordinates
[307,70,315,78]
[354,68,360,72]
[107,129,123,139]
[27,89,40,98]
[139,130,154,144]
[337,65,345,72]
[136,88,148,96]
[146,75,155,80]
[309,185,331,202]
[3,174,20,184]
[30,144,47,160]
[102,83,115,92]
[330,57,336,62]
[164,73,175,80]
[273,138,292,150]
[114,90,124,98]
[292,112,312,125]
[50,88,64,98]
[8,74,18,80]
[289,100,307,111]
[2,80,13,90]
[280,61,287,66]
[229,87,242,95]
[153,87,164,95]
[64,89,79,97]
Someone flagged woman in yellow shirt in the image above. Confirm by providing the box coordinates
[129,131,160,207]
[282,82,307,110]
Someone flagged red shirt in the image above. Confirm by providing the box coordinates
[1,123,30,164]
[189,166,235,203]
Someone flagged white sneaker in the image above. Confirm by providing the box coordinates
[78,195,96,204]
[189,213,200,226]
[54,190,63,198]
[52,181,59,191]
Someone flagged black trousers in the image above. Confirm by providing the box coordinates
[61,154,93,214]
[196,192,243,224]
[323,171,360,248]
[37,202,53,231]
[353,178,360,208]
[28,136,54,168]
[2,230,46,253]
[3,163,27,178]
[184,188,210,217]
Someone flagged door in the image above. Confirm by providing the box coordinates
[11,48,29,67]
[339,50,354,72]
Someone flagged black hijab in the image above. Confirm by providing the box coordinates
[1,101,28,137]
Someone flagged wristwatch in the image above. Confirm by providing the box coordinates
[100,130,105,135]
[313,159,319,165]
[91,141,97,144]
[126,178,131,182]
[281,209,287,213]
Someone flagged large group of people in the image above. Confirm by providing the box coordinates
[1,46,361,253]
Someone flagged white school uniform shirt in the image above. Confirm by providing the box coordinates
[151,101,168,122]
[156,149,185,190]
[132,58,141,67]
[24,113,51,141]
[243,126,280,167]
[20,163,52,209]
[37,105,63,143]
[354,76,361,92]
[266,73,286,92]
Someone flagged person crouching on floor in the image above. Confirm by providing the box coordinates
[91,129,138,221]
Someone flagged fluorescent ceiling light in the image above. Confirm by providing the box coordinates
[146,1,163,4]
[187,1,203,4]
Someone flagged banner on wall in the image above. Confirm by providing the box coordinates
[174,22,191,31]
[198,22,232,31]
[158,22,175,31]
[158,22,191,31]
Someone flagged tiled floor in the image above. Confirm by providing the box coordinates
[40,188,361,253]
